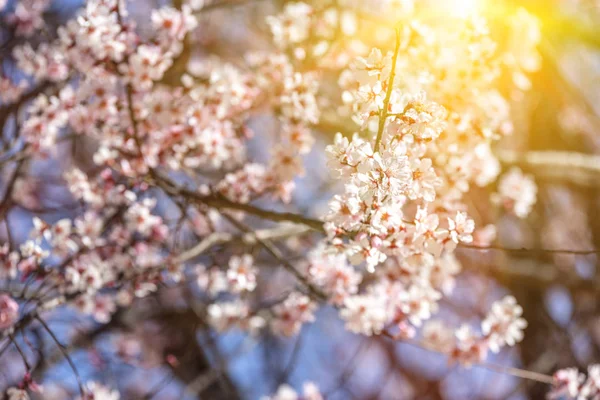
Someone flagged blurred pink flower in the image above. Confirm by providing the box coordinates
[0,294,19,330]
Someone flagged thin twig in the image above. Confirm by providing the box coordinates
[8,333,31,371]
[174,232,234,264]
[174,225,311,264]
[383,333,555,385]
[221,213,327,300]
[481,362,555,385]
[460,243,600,255]
[374,27,401,153]
[35,316,86,397]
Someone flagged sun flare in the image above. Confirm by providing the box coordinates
[449,0,481,17]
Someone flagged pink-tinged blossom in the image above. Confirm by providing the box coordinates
[227,254,257,293]
[31,218,76,253]
[0,78,27,104]
[271,292,316,336]
[325,133,359,179]
[481,295,527,353]
[407,157,440,202]
[281,124,315,155]
[91,295,117,323]
[12,178,40,210]
[31,217,50,242]
[448,211,475,244]
[207,300,265,335]
[270,145,306,181]
[417,296,527,367]
[340,293,389,336]
[196,265,228,296]
[75,212,105,248]
[451,325,489,367]
[472,224,497,247]
[6,388,30,400]
[0,295,19,330]
[120,45,173,90]
[77,382,120,400]
[152,5,198,47]
[65,253,109,294]
[579,365,600,399]
[548,367,587,399]
[19,241,49,269]
[280,72,320,124]
[351,48,393,86]
[413,206,442,247]
[306,247,362,305]
[74,294,116,323]
[387,91,447,143]
[62,0,130,64]
[266,2,313,49]
[125,199,164,237]
[0,245,19,280]
[495,167,537,218]
[394,283,441,327]
[207,301,249,332]
[65,169,104,208]
[325,189,364,233]
[347,235,387,272]
[422,320,455,353]
[21,90,72,149]
[217,164,269,204]
[355,81,386,119]
[7,0,51,37]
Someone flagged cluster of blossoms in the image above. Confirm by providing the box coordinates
[1,373,42,399]
[549,365,600,400]
[4,0,51,37]
[307,3,540,352]
[266,0,362,64]
[0,0,570,398]
[213,53,319,203]
[2,0,320,331]
[305,246,362,305]
[0,77,27,104]
[270,292,317,336]
[8,0,315,186]
[19,168,170,323]
[422,296,527,365]
[206,289,317,338]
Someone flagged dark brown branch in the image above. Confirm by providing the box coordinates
[153,171,600,256]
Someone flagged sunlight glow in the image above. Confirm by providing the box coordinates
[448,0,481,17]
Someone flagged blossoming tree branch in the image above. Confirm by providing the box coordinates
[0,0,598,398]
